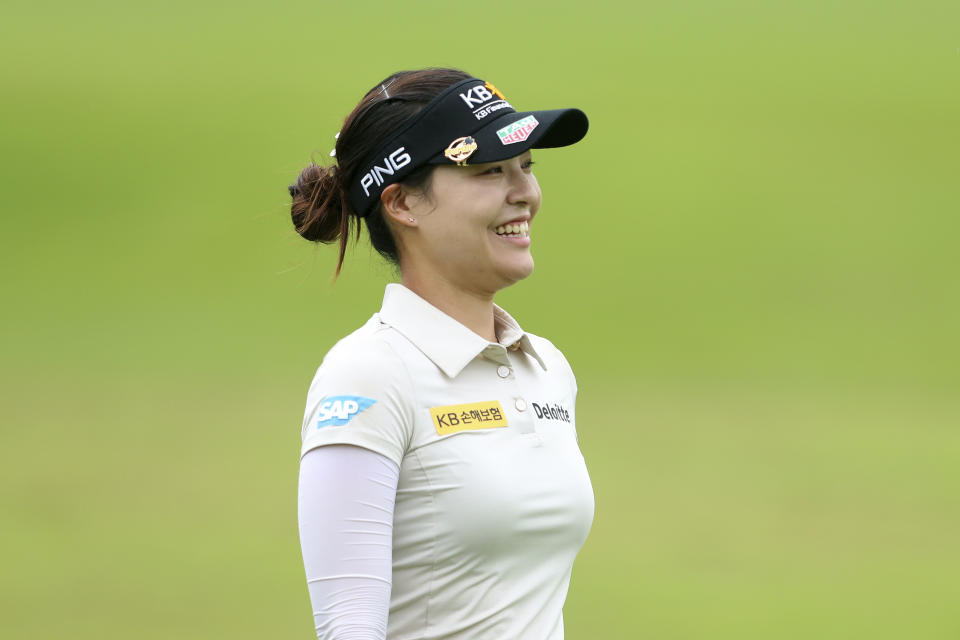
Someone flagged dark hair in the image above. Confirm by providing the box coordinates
[288,68,472,276]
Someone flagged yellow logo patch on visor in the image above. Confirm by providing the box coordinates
[430,400,508,435]
[443,136,478,165]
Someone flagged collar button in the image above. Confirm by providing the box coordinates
[496,365,511,378]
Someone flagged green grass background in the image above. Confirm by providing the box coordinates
[2,0,958,637]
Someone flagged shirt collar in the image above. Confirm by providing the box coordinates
[378,283,547,378]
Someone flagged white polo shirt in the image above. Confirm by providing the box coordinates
[300,283,594,639]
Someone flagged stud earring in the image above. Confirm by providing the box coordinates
[407,217,416,223]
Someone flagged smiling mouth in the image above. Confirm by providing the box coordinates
[495,220,530,238]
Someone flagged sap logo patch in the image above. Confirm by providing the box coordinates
[316,396,376,428]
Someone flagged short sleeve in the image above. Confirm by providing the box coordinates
[300,335,415,467]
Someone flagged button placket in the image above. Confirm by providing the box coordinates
[484,344,535,435]
[503,357,536,436]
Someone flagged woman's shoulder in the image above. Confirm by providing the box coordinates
[319,314,405,374]
[300,315,417,463]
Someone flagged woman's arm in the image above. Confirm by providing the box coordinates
[298,444,399,639]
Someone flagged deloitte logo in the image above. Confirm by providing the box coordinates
[531,402,571,423]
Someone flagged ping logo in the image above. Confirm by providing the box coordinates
[497,115,539,145]
[316,396,377,428]
[360,147,412,196]
[429,400,508,436]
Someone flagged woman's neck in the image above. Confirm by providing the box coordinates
[400,271,497,343]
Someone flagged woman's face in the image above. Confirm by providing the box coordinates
[399,151,542,295]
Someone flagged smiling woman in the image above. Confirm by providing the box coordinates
[289,68,592,640]
[381,151,541,308]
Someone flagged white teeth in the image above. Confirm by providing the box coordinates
[495,220,530,238]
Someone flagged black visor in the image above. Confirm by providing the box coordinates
[347,77,588,217]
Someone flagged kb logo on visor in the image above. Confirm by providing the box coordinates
[459,82,505,107]
[460,82,511,121]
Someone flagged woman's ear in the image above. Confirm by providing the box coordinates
[381,184,418,228]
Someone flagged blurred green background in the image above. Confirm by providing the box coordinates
[2,0,958,637]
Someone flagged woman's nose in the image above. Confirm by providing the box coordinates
[506,167,540,209]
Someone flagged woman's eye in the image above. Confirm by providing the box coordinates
[480,160,534,175]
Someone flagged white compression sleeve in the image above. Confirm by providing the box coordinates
[298,445,400,640]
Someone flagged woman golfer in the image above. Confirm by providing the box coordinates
[291,68,594,639]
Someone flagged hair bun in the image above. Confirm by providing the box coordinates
[289,164,344,243]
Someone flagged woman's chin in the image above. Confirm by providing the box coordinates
[497,256,535,288]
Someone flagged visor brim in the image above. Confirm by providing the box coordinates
[429,108,588,165]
